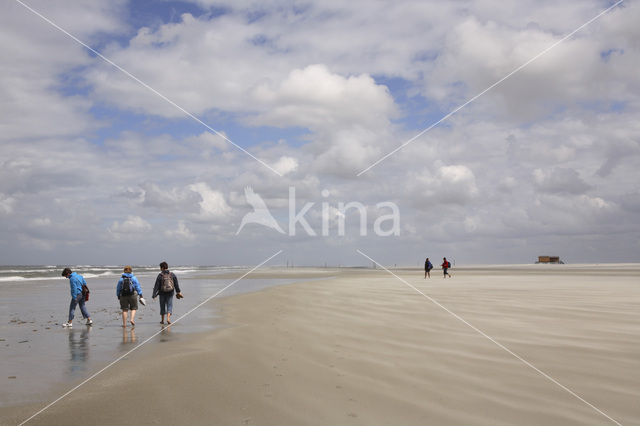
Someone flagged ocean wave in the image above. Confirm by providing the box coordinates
[82,271,118,278]
[170,269,201,274]
[0,266,252,282]
[0,276,65,282]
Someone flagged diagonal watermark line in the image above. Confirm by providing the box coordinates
[357,0,624,176]
[356,249,622,426]
[19,250,283,426]
[14,0,283,177]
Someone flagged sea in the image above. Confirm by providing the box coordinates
[0,265,307,407]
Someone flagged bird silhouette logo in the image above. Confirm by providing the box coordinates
[236,186,285,235]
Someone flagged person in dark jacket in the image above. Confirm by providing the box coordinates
[424,257,433,279]
[152,261,182,325]
[61,268,92,327]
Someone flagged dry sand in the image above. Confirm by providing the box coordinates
[3,266,639,425]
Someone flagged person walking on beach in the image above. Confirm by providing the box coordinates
[117,266,145,328]
[152,262,182,325]
[441,257,452,278]
[424,257,433,279]
[61,268,92,327]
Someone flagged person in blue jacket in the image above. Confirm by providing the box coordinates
[117,266,145,328]
[61,268,92,327]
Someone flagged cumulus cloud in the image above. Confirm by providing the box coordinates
[165,220,196,241]
[250,64,397,175]
[533,167,592,194]
[188,182,232,220]
[578,195,613,211]
[272,156,299,176]
[0,194,16,215]
[85,11,288,117]
[31,217,52,227]
[409,165,479,206]
[1,1,126,141]
[423,3,637,121]
[109,215,152,234]
[251,64,396,128]
[185,132,229,153]
[139,182,202,212]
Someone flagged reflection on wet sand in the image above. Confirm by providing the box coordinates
[159,324,173,342]
[67,327,90,375]
[121,328,137,345]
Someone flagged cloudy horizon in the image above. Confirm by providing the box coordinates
[1,0,638,267]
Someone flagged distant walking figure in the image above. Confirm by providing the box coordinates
[236,186,285,235]
[424,257,433,279]
[442,257,452,278]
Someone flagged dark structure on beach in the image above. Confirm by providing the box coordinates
[536,256,564,264]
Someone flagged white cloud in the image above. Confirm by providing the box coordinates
[85,12,288,117]
[31,217,51,227]
[408,165,478,206]
[250,64,398,175]
[138,182,201,212]
[251,64,396,128]
[165,220,196,241]
[578,195,613,211]
[109,215,152,234]
[464,216,479,233]
[311,126,388,176]
[188,182,232,220]
[0,194,16,214]
[186,132,229,153]
[272,156,299,176]
[533,167,592,195]
[0,1,127,141]
[424,4,639,121]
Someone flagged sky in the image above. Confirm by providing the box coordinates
[1,0,638,267]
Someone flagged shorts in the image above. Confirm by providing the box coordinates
[119,292,139,311]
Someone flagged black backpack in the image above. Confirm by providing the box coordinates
[121,275,134,296]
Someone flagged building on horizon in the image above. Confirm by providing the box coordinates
[536,256,563,264]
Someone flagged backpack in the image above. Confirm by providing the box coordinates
[121,275,134,296]
[161,272,175,292]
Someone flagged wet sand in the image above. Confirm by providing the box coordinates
[0,271,320,410]
[2,266,639,425]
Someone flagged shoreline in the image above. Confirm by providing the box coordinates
[2,267,639,425]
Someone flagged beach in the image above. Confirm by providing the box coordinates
[2,265,639,425]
